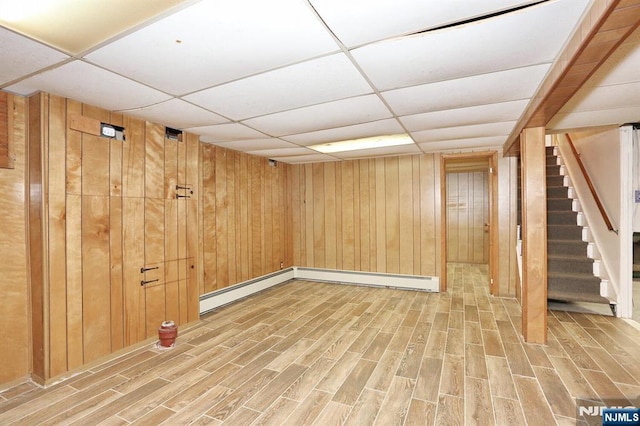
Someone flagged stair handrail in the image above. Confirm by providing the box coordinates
[565,133,618,234]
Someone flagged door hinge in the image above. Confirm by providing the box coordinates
[489,167,494,174]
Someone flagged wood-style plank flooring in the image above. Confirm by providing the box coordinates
[2,263,640,425]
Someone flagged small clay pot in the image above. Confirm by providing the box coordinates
[158,321,178,347]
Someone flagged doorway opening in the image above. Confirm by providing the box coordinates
[440,152,498,294]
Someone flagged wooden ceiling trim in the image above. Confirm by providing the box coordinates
[503,0,640,155]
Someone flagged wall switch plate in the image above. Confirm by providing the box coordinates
[635,190,640,203]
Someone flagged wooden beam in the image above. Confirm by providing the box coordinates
[520,127,547,344]
[503,0,640,155]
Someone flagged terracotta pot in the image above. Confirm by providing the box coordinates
[158,321,178,347]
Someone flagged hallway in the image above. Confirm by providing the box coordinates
[1,264,639,425]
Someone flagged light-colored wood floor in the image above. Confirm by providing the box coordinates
[2,263,640,425]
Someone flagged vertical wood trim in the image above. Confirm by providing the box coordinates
[334,162,343,270]
[520,127,547,344]
[440,155,447,291]
[359,160,370,271]
[380,157,400,274]
[398,156,413,274]
[0,91,14,168]
[48,95,67,377]
[411,156,421,274]
[312,163,325,267]
[28,92,47,381]
[324,162,337,269]
[342,162,355,270]
[82,196,111,363]
[110,196,124,352]
[186,133,200,322]
[375,158,386,272]
[489,152,499,296]
[65,193,83,369]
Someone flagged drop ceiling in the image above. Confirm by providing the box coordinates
[1,0,639,164]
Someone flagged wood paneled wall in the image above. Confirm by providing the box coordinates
[289,154,518,297]
[0,94,30,385]
[288,156,441,277]
[27,93,200,383]
[200,145,291,294]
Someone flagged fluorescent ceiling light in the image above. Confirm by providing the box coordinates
[309,133,414,153]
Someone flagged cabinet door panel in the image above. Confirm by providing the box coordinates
[123,198,145,345]
[166,281,180,326]
[82,196,111,362]
[145,284,165,339]
[145,123,164,199]
[145,198,165,265]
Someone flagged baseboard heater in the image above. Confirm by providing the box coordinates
[200,267,439,315]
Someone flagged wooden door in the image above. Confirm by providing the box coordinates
[446,171,490,263]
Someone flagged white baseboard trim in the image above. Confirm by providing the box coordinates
[199,268,295,315]
[199,267,440,315]
[294,267,439,292]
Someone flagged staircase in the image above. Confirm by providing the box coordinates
[545,146,608,305]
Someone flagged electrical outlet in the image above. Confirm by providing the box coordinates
[635,190,640,203]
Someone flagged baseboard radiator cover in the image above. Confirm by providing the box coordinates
[294,267,440,292]
[199,268,295,315]
[200,267,440,315]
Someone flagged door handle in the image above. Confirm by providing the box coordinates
[140,266,159,273]
[140,279,159,286]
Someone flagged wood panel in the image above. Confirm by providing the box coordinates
[28,93,47,382]
[0,91,13,168]
[48,95,67,377]
[520,127,548,344]
[0,93,30,384]
[289,155,441,278]
[66,194,83,370]
[199,145,291,294]
[123,197,145,345]
[289,153,513,294]
[82,195,111,363]
[24,93,201,383]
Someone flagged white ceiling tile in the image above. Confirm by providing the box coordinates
[548,107,640,132]
[247,147,316,158]
[411,121,515,144]
[5,60,171,110]
[122,98,228,129]
[211,139,299,151]
[184,54,372,120]
[351,0,589,90]
[311,0,541,47]
[400,100,528,132]
[242,94,392,137]
[270,153,339,164]
[418,136,506,152]
[383,64,549,116]
[0,26,69,86]
[283,119,405,146]
[185,123,267,143]
[85,0,339,95]
[0,0,187,55]
[331,144,421,160]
